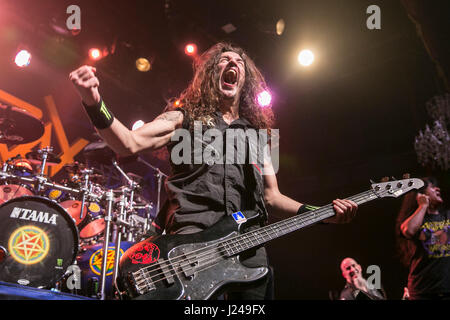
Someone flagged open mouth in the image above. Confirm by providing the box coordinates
[222,69,238,86]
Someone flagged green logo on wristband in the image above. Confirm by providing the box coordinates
[100,101,112,120]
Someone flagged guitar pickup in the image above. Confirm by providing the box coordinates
[160,262,175,284]
[179,254,199,278]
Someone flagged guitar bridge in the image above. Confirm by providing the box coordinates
[131,262,176,295]
[131,270,156,295]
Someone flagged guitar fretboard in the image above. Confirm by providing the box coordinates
[220,189,379,256]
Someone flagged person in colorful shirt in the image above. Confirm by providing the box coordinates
[396,177,450,300]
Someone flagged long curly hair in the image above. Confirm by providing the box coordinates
[169,42,275,131]
[395,177,439,267]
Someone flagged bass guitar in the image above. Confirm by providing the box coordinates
[116,178,423,300]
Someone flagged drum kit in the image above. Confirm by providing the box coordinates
[0,104,163,300]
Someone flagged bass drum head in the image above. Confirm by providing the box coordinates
[0,196,79,288]
[76,241,133,298]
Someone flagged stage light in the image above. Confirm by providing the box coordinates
[298,49,314,67]
[14,50,31,67]
[257,90,272,107]
[136,58,151,72]
[89,48,102,61]
[185,43,197,56]
[276,19,285,36]
[132,120,145,131]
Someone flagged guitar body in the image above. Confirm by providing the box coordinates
[117,213,268,300]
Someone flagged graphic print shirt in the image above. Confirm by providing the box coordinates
[407,209,450,296]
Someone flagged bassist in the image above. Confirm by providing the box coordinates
[69,42,358,299]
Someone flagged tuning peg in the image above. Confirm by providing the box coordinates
[391,176,397,181]
[381,177,390,182]
[402,173,410,179]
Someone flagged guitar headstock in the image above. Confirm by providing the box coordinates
[371,177,424,199]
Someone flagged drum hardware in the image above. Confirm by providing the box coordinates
[99,189,114,300]
[0,245,8,263]
[136,156,167,214]
[78,168,94,221]
[131,203,153,235]
[26,147,62,171]
[111,189,127,300]
[110,161,140,298]
[0,162,35,204]
[26,147,61,193]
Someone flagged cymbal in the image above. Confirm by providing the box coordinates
[83,140,116,165]
[126,172,144,182]
[63,162,86,173]
[89,173,106,184]
[0,104,44,145]
[26,150,61,166]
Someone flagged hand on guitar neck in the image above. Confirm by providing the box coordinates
[324,199,358,224]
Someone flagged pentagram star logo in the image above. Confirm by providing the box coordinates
[8,225,50,265]
[89,247,124,276]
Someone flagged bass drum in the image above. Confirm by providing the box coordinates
[76,241,133,298]
[0,196,79,288]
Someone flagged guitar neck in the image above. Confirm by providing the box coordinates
[221,189,379,256]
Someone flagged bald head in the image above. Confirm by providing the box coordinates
[340,257,363,283]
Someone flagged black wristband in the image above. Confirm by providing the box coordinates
[82,99,114,130]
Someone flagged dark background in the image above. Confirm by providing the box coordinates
[0,0,449,299]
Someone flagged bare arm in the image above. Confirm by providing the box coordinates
[263,161,358,223]
[400,193,429,239]
[69,65,183,156]
[97,111,183,156]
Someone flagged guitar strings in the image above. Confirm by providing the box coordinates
[134,189,373,277]
[133,190,375,289]
[132,189,379,290]
[132,190,376,289]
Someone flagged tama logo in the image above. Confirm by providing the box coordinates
[10,207,57,225]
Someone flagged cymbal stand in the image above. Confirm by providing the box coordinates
[111,161,139,297]
[136,157,168,215]
[79,169,93,221]
[99,189,114,300]
[34,147,53,193]
[111,186,128,299]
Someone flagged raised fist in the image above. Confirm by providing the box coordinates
[416,193,430,208]
[69,65,101,106]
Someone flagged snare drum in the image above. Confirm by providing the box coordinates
[0,196,79,288]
